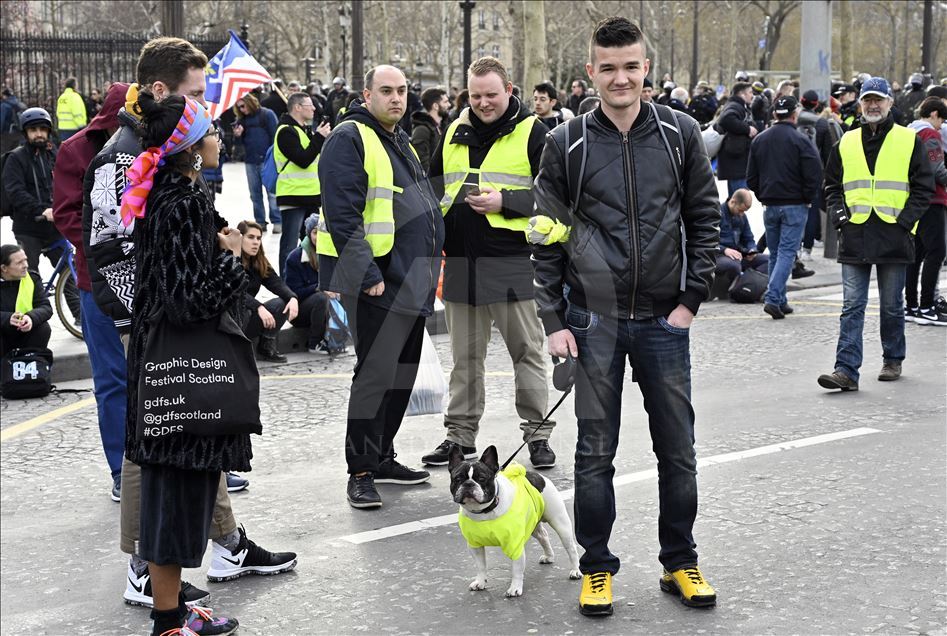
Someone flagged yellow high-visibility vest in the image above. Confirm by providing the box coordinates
[839,124,915,232]
[55,88,87,130]
[274,124,321,198]
[316,120,411,257]
[440,110,535,234]
[15,273,34,314]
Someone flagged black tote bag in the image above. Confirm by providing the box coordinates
[137,307,262,440]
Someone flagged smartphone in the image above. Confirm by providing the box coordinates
[464,182,481,197]
[320,115,330,125]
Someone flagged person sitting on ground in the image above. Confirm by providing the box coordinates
[0,244,52,357]
[284,213,330,353]
[714,189,770,293]
[237,220,298,363]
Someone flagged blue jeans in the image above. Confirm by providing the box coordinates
[763,204,808,306]
[567,304,699,575]
[727,178,748,198]
[278,207,309,278]
[79,290,125,478]
[835,263,906,382]
[245,162,280,226]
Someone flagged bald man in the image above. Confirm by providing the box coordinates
[317,65,446,509]
[714,189,770,292]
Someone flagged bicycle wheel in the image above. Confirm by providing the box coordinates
[55,271,84,340]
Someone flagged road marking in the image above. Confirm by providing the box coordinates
[700,312,842,320]
[338,427,882,545]
[0,397,96,442]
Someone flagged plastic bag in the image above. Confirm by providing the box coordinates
[406,328,447,416]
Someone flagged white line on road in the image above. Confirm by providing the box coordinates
[339,427,882,545]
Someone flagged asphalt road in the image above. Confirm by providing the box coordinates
[1,278,945,635]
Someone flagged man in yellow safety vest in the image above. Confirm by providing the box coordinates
[423,56,554,471]
[317,65,444,509]
[55,77,88,141]
[818,77,935,391]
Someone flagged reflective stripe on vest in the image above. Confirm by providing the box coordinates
[316,120,402,258]
[15,274,34,314]
[274,124,321,197]
[839,124,915,230]
[440,111,536,234]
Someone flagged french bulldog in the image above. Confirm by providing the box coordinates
[449,445,582,597]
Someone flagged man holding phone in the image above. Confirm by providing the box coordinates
[714,188,769,289]
[423,56,554,469]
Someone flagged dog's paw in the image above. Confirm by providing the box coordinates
[568,569,582,580]
[505,584,523,598]
[539,555,554,564]
[469,578,487,591]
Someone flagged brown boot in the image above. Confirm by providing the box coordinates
[878,361,902,381]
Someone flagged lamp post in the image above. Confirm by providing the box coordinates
[339,4,350,84]
[459,0,476,85]
[303,57,316,84]
[239,23,249,49]
[415,61,424,91]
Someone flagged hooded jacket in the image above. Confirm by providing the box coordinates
[824,114,935,264]
[429,97,547,306]
[52,82,128,292]
[907,119,947,206]
[532,104,720,334]
[716,98,755,180]
[317,104,444,317]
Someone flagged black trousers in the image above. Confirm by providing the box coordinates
[342,293,425,474]
[242,297,287,340]
[906,204,946,309]
[290,292,329,348]
[1,321,52,357]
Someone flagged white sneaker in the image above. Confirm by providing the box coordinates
[123,561,210,608]
[206,526,297,582]
[800,248,812,261]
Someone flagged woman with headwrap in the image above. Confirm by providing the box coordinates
[121,91,243,636]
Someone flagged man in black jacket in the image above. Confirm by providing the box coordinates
[318,65,445,509]
[797,90,833,259]
[746,95,823,319]
[409,87,448,173]
[422,57,553,470]
[532,17,720,616]
[818,77,934,391]
[716,82,758,196]
[2,108,63,272]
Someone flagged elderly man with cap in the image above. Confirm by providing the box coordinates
[746,94,823,320]
[818,77,935,391]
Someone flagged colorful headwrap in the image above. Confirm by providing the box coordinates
[119,96,213,226]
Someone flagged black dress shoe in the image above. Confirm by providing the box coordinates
[347,473,382,509]
[763,303,785,319]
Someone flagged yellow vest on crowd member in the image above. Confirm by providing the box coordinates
[274,124,321,198]
[439,110,536,234]
[15,273,34,314]
[55,88,87,131]
[839,124,915,233]
[842,114,856,128]
[316,120,420,258]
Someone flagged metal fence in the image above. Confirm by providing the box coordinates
[0,30,225,119]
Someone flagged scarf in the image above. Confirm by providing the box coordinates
[120,96,212,226]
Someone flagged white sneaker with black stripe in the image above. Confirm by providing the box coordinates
[915,306,947,326]
[122,562,210,608]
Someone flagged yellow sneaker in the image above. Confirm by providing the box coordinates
[660,566,717,607]
[579,572,613,616]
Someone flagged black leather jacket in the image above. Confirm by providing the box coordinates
[532,105,720,334]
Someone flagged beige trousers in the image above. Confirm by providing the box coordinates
[443,299,550,447]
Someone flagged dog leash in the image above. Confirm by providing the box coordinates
[499,353,576,471]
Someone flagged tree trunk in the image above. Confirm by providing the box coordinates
[381,0,391,65]
[523,0,548,94]
[839,0,853,81]
[900,0,910,84]
[440,1,454,89]
[728,0,737,83]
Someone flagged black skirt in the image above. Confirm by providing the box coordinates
[138,465,220,568]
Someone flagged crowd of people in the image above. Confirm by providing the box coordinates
[0,15,945,634]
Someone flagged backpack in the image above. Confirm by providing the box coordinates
[562,101,689,291]
[261,143,290,195]
[323,297,351,354]
[728,268,768,303]
[1,347,53,399]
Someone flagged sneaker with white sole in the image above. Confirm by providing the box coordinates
[915,306,947,326]
[123,562,210,608]
[225,472,249,492]
[206,526,297,582]
[905,306,920,323]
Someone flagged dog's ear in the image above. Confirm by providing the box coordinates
[480,445,499,473]
[448,444,465,472]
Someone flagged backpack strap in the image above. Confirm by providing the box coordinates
[649,101,685,198]
[562,112,590,215]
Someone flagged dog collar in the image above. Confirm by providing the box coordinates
[470,495,500,515]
